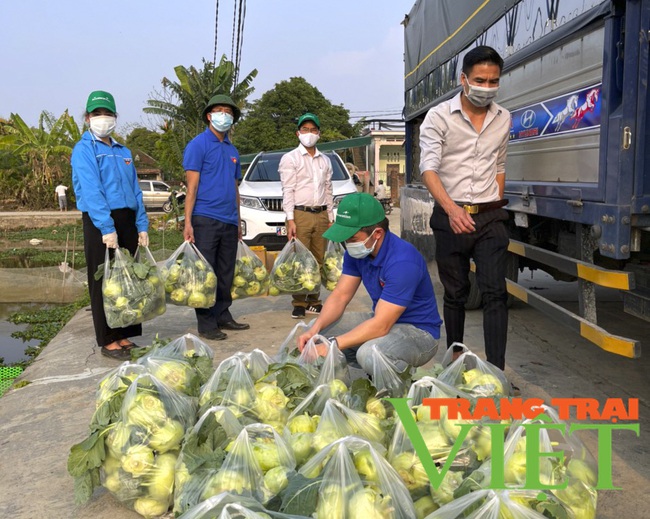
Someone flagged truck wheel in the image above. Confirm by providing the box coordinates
[162,201,173,213]
[465,253,519,310]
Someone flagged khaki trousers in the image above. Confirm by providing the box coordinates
[291,209,329,307]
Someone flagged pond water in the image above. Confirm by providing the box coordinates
[0,303,45,365]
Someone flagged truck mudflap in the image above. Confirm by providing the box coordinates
[506,239,640,358]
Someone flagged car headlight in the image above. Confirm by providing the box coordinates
[240,195,265,210]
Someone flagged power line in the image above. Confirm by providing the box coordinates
[213,0,220,64]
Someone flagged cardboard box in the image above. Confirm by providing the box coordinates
[266,250,280,272]
[249,245,266,267]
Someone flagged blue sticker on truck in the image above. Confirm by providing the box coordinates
[509,84,601,142]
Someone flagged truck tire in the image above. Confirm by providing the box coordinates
[465,253,519,310]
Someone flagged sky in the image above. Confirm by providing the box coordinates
[0,1,411,133]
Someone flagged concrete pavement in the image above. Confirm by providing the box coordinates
[0,207,647,518]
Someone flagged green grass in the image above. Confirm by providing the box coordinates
[0,223,184,268]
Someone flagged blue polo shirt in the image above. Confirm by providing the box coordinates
[342,231,442,338]
[183,128,241,226]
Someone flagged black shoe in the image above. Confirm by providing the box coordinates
[199,329,228,341]
[306,304,322,315]
[218,320,250,331]
[292,307,306,319]
[101,346,131,360]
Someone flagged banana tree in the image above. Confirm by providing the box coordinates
[0,111,81,208]
[144,55,257,178]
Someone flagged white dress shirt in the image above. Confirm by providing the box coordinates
[279,144,334,221]
[419,92,510,203]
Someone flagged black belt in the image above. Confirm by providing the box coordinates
[295,205,327,213]
[455,200,508,214]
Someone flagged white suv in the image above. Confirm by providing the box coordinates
[239,151,357,250]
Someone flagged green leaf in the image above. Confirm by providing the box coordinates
[348,377,376,411]
[94,264,105,281]
[73,470,97,505]
[132,262,149,280]
[67,432,105,477]
[90,391,126,431]
[278,474,323,516]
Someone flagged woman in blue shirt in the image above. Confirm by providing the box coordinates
[71,91,149,360]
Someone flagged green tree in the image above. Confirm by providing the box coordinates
[126,127,161,159]
[0,111,81,208]
[144,55,258,179]
[233,77,360,154]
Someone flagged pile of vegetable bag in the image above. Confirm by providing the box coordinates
[161,241,217,308]
[269,238,321,295]
[231,240,270,299]
[67,334,600,519]
[100,246,166,328]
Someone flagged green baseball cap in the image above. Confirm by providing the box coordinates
[297,112,320,129]
[86,90,116,113]
[202,94,241,124]
[323,192,385,242]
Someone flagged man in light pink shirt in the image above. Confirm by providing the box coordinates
[279,112,334,319]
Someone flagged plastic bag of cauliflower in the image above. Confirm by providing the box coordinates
[438,349,511,397]
[425,489,550,518]
[292,436,415,519]
[321,240,344,291]
[196,424,296,505]
[269,238,321,296]
[199,355,257,419]
[500,405,598,518]
[231,240,270,299]
[100,246,166,329]
[136,332,214,385]
[100,373,198,518]
[173,406,244,515]
[387,377,475,503]
[176,492,305,519]
[160,240,217,308]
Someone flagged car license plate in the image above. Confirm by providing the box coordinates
[276,226,287,236]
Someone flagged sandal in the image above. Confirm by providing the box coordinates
[101,345,131,360]
[118,339,139,349]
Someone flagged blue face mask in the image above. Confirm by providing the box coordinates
[210,112,234,132]
[346,230,378,259]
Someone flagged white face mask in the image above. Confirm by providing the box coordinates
[89,115,116,138]
[346,230,378,259]
[299,132,320,148]
[462,75,499,107]
[211,112,234,132]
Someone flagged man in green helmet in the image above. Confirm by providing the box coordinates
[182,94,250,341]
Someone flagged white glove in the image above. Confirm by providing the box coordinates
[102,232,118,249]
[138,231,149,248]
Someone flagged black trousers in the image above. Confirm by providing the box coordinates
[191,215,239,334]
[430,205,509,369]
[82,209,142,347]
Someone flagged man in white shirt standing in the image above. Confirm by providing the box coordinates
[55,184,68,211]
[279,113,334,319]
[419,46,511,370]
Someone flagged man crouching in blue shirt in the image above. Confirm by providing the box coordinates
[298,192,442,375]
